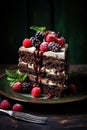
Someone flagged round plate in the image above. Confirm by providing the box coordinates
[0,72,87,104]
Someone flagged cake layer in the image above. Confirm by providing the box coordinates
[18,44,68,87]
[18,62,67,84]
[18,44,68,73]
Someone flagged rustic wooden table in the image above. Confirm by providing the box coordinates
[0,64,87,130]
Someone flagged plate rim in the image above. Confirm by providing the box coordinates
[0,73,87,104]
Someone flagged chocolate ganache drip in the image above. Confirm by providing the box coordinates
[34,50,43,83]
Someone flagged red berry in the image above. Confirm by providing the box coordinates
[40,42,48,52]
[56,37,65,47]
[22,38,32,48]
[31,87,41,97]
[12,103,23,112]
[46,34,56,43]
[0,100,11,110]
[12,82,22,92]
[69,84,77,94]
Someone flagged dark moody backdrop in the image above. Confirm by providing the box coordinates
[0,0,87,64]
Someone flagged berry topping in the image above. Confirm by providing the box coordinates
[30,37,41,49]
[69,84,77,94]
[31,87,41,97]
[57,32,61,38]
[0,100,11,110]
[40,42,48,52]
[12,82,22,92]
[46,93,53,99]
[57,37,65,47]
[46,34,56,43]
[35,31,44,42]
[30,31,44,50]
[23,38,32,48]
[12,103,23,112]
[21,82,31,93]
[48,42,61,52]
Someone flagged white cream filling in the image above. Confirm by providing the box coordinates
[19,61,65,76]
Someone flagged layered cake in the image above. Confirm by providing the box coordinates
[18,26,69,98]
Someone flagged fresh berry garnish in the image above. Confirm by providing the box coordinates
[32,83,39,88]
[12,82,22,92]
[35,31,44,42]
[40,42,48,52]
[31,37,41,49]
[31,87,41,97]
[0,100,11,110]
[21,82,31,93]
[23,38,32,48]
[46,93,53,99]
[56,32,61,38]
[48,42,61,52]
[69,84,77,94]
[12,103,23,112]
[57,37,65,47]
[43,30,51,37]
[46,34,56,43]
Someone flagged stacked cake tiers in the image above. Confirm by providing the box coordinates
[18,26,69,98]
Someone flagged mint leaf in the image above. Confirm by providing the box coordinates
[6,69,15,78]
[30,26,46,32]
[6,69,27,87]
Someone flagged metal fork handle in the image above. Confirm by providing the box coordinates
[0,109,12,116]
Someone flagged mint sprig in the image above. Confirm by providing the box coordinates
[6,69,27,87]
[30,26,46,32]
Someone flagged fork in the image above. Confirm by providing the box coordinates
[0,109,48,124]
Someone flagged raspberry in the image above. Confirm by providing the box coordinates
[69,84,77,94]
[57,37,65,47]
[23,38,32,48]
[12,103,23,112]
[40,42,48,52]
[46,34,56,43]
[12,82,22,92]
[31,87,41,97]
[0,100,11,110]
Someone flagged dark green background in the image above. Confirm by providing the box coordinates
[0,0,87,64]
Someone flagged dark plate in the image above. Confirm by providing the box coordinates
[0,72,87,104]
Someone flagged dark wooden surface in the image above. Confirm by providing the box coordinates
[0,64,87,130]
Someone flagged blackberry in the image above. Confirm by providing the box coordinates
[30,37,41,49]
[30,36,35,44]
[35,31,44,42]
[48,42,61,52]
[21,82,31,93]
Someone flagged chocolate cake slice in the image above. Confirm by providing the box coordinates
[18,26,69,98]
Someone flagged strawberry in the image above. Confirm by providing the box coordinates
[31,87,41,97]
[0,100,11,110]
[12,82,22,92]
[12,103,23,112]
[40,42,48,52]
[22,38,32,48]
